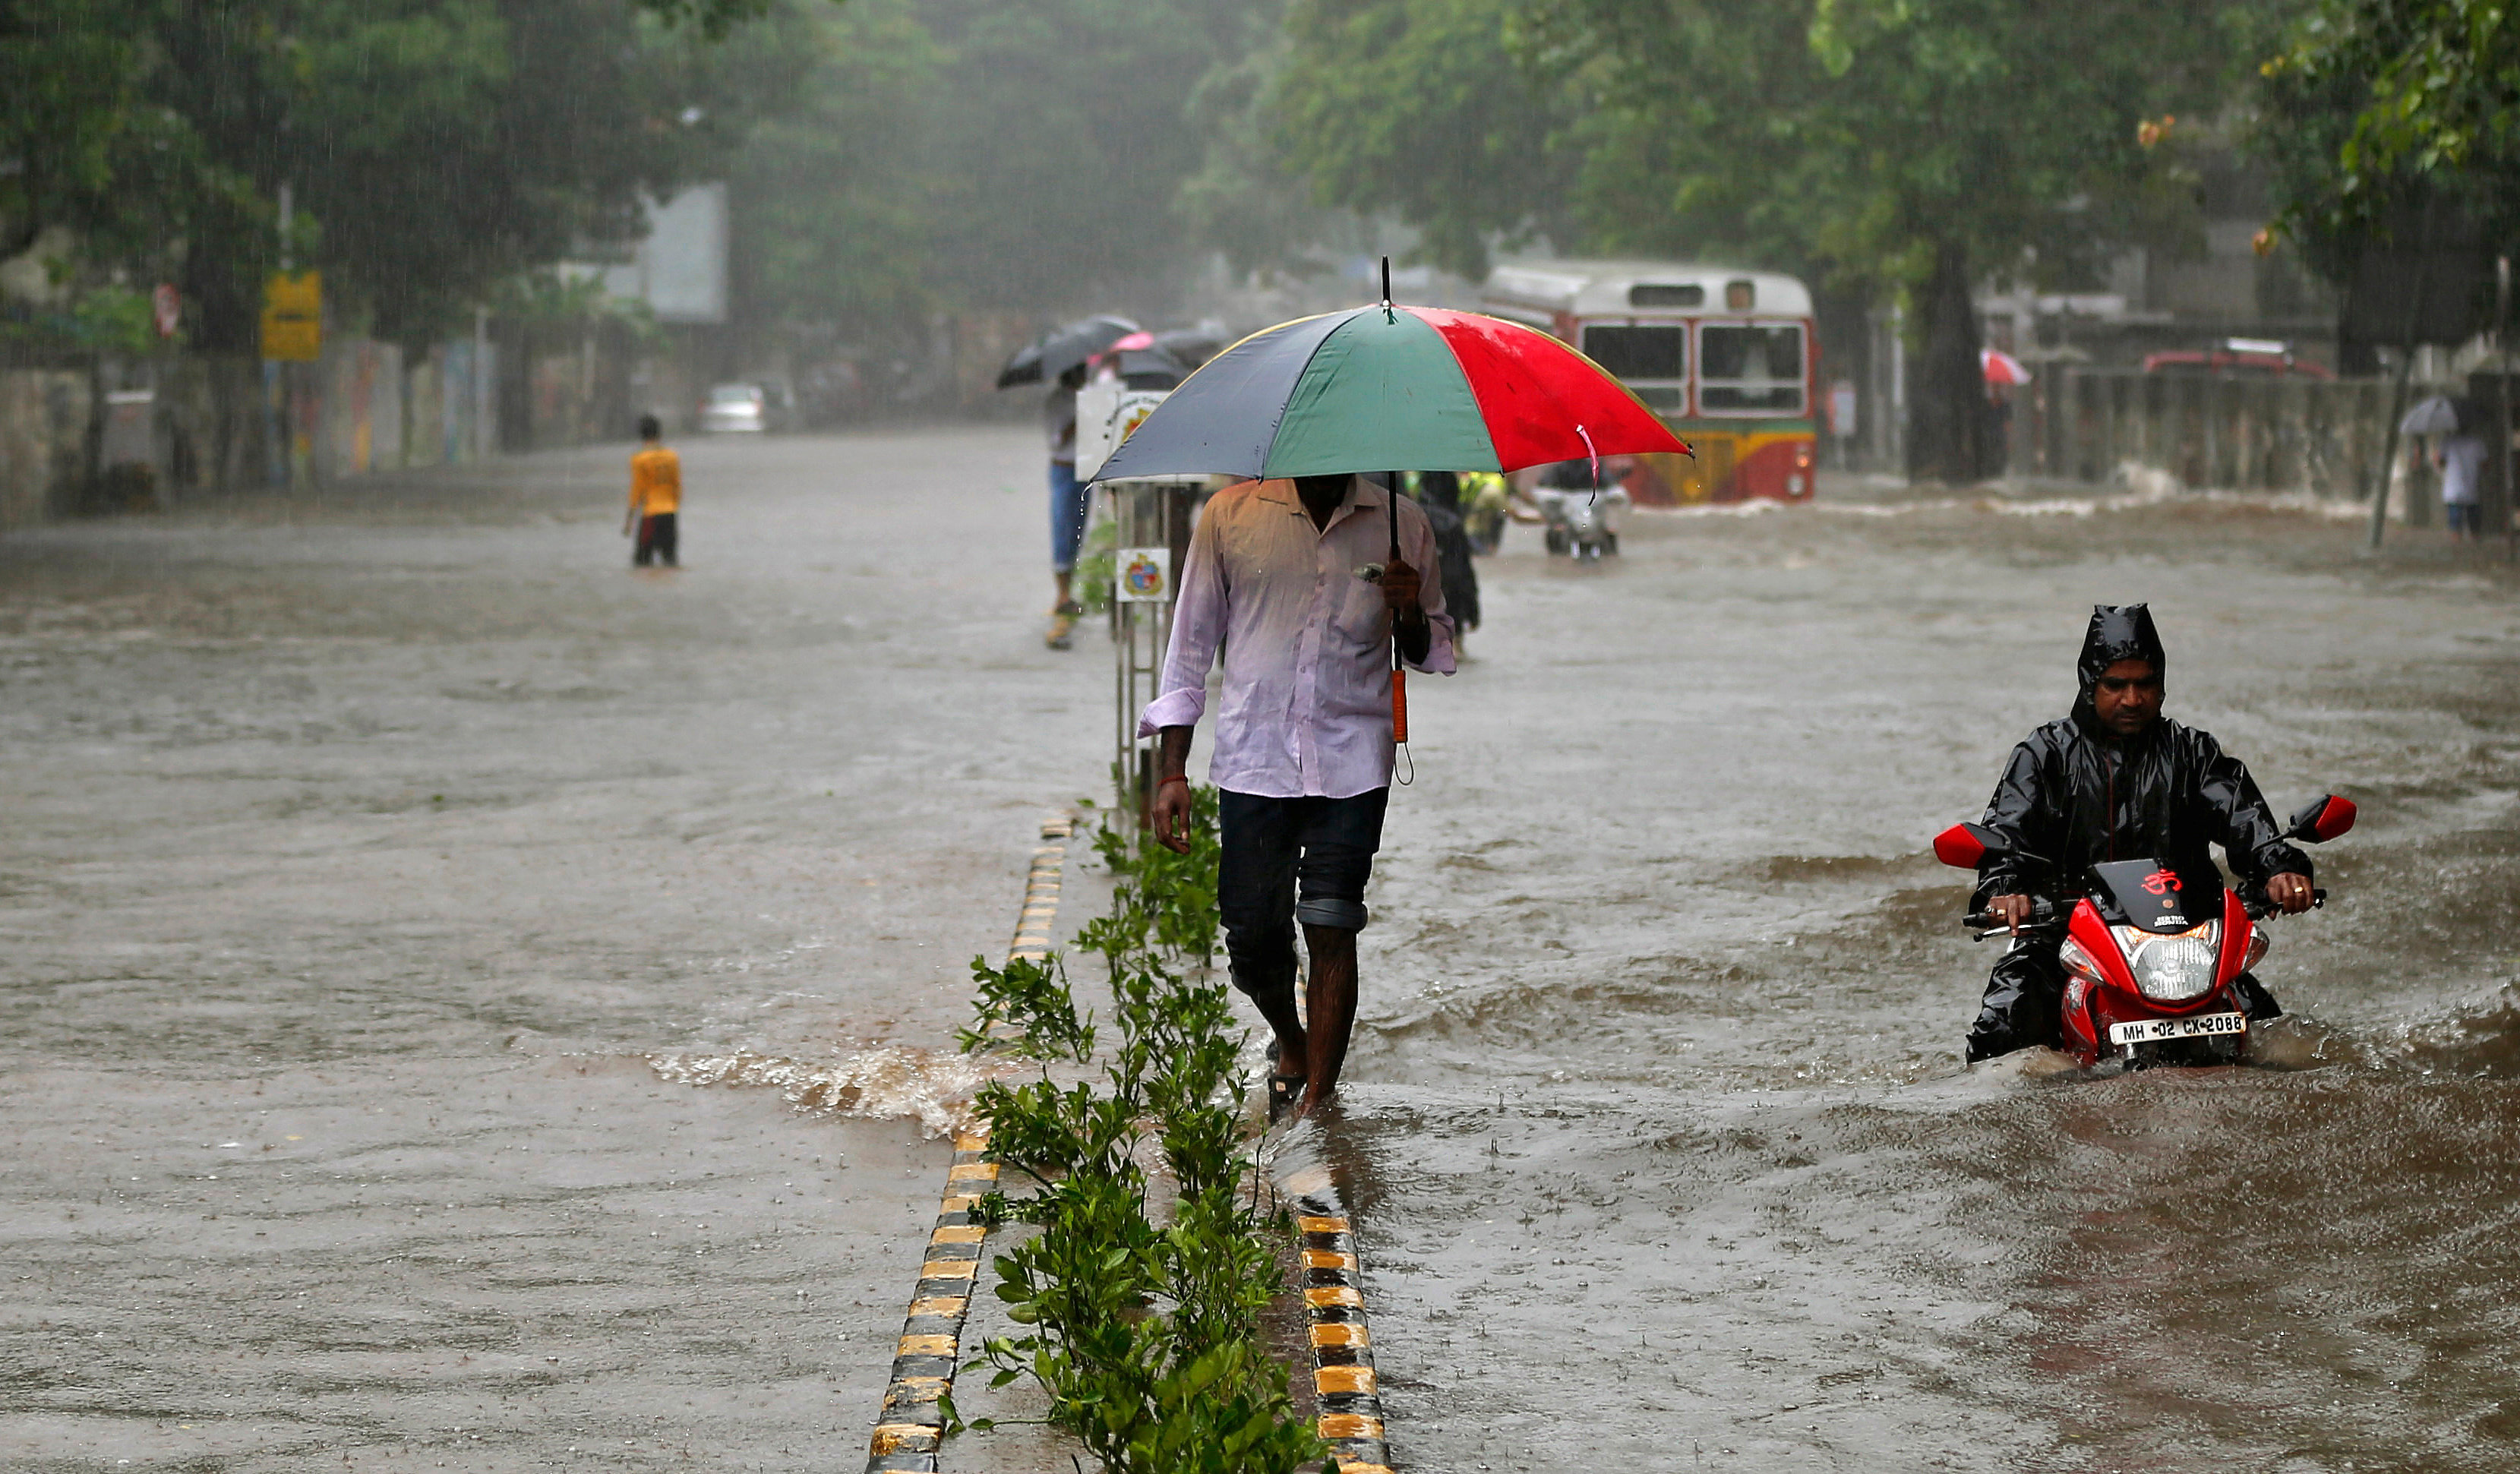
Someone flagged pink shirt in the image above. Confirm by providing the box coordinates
[1138,476,1455,798]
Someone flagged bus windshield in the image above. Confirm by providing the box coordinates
[1700,324,1805,413]
[1581,324,1687,411]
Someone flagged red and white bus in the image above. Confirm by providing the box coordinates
[1483,260,1819,503]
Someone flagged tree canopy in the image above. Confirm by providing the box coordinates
[2256,0,2520,295]
[2,0,805,354]
[1272,0,2259,479]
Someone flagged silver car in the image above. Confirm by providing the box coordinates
[700,383,767,434]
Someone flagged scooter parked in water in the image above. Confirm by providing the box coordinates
[1933,794,2357,1068]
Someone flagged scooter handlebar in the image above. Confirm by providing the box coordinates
[1961,898,2062,940]
[2241,885,2328,920]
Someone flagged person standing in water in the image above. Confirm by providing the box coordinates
[2434,408,2487,543]
[624,414,681,568]
[1045,365,1090,647]
[1144,472,1454,1119]
[1412,472,1481,654]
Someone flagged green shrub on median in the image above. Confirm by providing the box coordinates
[946,787,1324,1474]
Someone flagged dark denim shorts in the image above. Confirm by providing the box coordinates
[1215,788,1388,998]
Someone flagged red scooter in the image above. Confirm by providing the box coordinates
[1933,795,2357,1068]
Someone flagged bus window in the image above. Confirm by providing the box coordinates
[1581,324,1687,410]
[1699,324,1805,413]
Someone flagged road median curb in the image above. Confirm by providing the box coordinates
[865,813,1072,1474]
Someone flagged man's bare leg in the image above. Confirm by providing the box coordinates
[1298,923,1359,1116]
[1245,981,1309,1085]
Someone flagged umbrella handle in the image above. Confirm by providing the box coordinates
[1387,469,1407,746]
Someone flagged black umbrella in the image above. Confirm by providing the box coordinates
[994,315,1139,390]
[1109,342,1192,389]
[1151,327,1225,371]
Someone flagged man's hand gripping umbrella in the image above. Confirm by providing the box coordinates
[1107,258,1689,1118]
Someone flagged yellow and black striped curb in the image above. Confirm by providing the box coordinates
[1294,1196,1394,1474]
[865,813,1072,1474]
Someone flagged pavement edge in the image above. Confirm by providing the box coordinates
[1294,1195,1395,1474]
[865,812,1072,1474]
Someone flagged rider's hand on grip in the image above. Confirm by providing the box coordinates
[1985,894,2035,936]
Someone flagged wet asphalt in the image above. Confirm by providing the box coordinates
[5,428,2518,1472]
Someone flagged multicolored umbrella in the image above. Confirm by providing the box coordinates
[1095,269,1691,751]
[1088,301,1691,484]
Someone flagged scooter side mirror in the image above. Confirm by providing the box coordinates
[1933,822,2008,869]
[2285,794,2357,844]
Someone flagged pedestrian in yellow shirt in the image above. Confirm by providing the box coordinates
[624,414,681,567]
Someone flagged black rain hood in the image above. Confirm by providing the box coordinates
[2072,603,2167,731]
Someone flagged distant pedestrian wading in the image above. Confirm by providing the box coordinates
[624,414,681,567]
[1144,472,1455,1119]
[1044,365,1090,647]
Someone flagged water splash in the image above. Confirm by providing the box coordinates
[649,1043,1009,1137]
[2398,980,2520,1078]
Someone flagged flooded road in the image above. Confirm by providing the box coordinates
[0,431,1107,1469]
[5,428,2518,1471]
[1340,488,2520,1471]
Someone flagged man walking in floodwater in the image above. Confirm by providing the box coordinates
[1145,472,1453,1119]
[624,414,681,568]
[1964,604,2314,1061]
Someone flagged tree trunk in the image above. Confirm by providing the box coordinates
[1907,240,1996,485]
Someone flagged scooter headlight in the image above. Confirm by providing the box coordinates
[2111,921,2221,1003]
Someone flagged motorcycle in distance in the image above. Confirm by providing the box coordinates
[1528,459,1628,560]
[1932,794,2358,1068]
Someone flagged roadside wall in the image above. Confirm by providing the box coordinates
[2005,367,2508,532]
[0,369,90,526]
[0,337,507,527]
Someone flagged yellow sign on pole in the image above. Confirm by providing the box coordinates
[261,271,322,361]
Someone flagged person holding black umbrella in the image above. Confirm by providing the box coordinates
[995,315,1138,649]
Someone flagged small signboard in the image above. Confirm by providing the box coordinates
[1828,379,1858,437]
[1074,383,1171,479]
[261,271,322,361]
[1115,547,1172,603]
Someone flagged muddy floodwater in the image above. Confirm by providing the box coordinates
[5,428,2518,1472]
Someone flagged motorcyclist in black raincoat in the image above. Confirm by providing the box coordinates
[1965,604,2317,1062]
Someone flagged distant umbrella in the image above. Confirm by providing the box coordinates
[995,315,1139,390]
[1981,348,2031,387]
[2398,394,2461,436]
[1084,332,1193,388]
[1151,327,1225,370]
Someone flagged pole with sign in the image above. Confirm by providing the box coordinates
[261,272,322,363]
[1078,379,1205,825]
